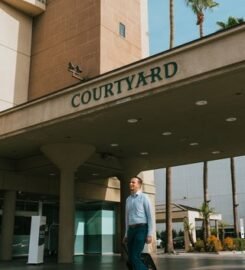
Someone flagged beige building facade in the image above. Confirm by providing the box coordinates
[0,0,155,264]
[29,0,149,99]
[0,1,32,110]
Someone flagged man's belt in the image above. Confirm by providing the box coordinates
[129,223,147,228]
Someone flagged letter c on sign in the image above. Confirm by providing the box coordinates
[71,93,81,108]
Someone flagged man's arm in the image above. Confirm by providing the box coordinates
[123,198,129,243]
[144,194,154,243]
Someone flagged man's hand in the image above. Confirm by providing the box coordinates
[146,236,152,244]
[123,236,128,244]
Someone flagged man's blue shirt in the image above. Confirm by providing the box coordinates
[125,191,153,237]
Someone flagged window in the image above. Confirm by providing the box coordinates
[119,22,126,38]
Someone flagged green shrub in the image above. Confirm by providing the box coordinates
[211,228,218,237]
[188,246,194,252]
[194,239,205,252]
[234,238,245,251]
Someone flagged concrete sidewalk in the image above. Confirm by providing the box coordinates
[0,253,245,270]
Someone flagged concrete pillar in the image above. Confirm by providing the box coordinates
[0,190,16,261]
[114,203,121,253]
[41,143,95,263]
[139,170,156,253]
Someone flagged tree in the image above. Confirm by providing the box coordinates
[169,0,174,49]
[164,0,175,255]
[199,202,214,250]
[218,221,227,243]
[185,0,219,37]
[217,16,244,30]
[230,157,239,238]
[203,161,208,207]
[165,167,174,253]
[202,161,211,241]
[183,217,195,247]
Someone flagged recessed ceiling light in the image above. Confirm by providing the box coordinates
[212,150,221,155]
[92,173,99,176]
[195,100,208,106]
[127,118,140,124]
[189,142,199,146]
[225,117,237,122]
[140,152,149,155]
[162,131,172,136]
[49,173,56,176]
[116,97,132,104]
[110,143,119,147]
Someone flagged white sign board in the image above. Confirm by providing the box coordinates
[240,218,244,239]
[28,216,46,264]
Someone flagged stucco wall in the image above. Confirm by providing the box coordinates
[29,0,101,100]
[100,0,144,73]
[0,2,31,111]
[29,0,146,100]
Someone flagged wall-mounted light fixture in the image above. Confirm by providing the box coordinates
[68,62,84,81]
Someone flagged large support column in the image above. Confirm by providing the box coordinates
[0,190,16,261]
[120,175,131,246]
[139,170,156,253]
[114,203,121,254]
[58,168,75,262]
[41,143,95,263]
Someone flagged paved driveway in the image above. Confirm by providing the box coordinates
[155,253,245,270]
[0,253,244,270]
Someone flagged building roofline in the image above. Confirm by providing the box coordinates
[2,22,245,115]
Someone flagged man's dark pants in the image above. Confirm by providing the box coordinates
[127,224,148,270]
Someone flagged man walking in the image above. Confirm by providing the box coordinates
[123,176,154,270]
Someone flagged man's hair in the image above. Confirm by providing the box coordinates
[132,176,143,185]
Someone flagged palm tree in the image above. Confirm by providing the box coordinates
[183,217,195,247]
[203,161,208,206]
[185,0,219,37]
[165,167,174,253]
[202,161,211,239]
[230,157,239,238]
[169,0,174,48]
[199,202,214,250]
[218,221,227,243]
[164,0,175,255]
[217,16,244,30]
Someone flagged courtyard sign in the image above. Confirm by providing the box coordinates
[71,61,178,108]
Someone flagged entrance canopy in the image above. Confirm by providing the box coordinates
[0,25,245,179]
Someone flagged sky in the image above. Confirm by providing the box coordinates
[148,0,245,55]
[148,0,245,227]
